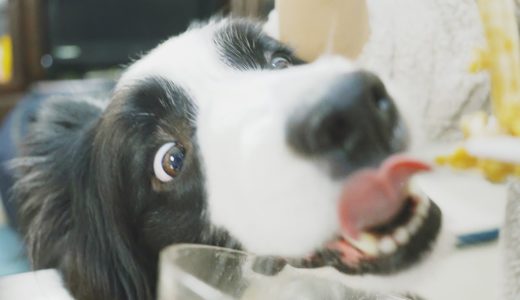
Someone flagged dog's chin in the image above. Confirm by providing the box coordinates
[287,186,442,276]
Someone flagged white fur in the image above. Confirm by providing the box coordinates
[197,60,358,256]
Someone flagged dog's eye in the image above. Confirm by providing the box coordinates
[153,142,185,182]
[270,55,292,70]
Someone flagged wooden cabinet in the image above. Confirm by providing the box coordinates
[0,0,45,120]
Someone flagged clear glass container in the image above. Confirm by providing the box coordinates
[157,244,412,300]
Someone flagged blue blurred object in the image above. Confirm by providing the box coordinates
[0,79,115,227]
[0,225,30,276]
[457,229,500,247]
[0,79,114,277]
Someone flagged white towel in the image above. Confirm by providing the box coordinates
[358,0,489,143]
[503,181,520,300]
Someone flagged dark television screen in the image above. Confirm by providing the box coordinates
[43,0,227,75]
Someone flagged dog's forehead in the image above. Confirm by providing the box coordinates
[116,20,285,95]
[117,22,225,90]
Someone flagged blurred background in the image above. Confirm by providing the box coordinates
[0,0,275,277]
[0,0,277,119]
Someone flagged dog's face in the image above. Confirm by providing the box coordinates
[16,19,442,300]
[110,19,441,272]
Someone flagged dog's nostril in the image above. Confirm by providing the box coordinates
[367,74,392,114]
[325,115,349,142]
[373,96,391,114]
[315,113,350,151]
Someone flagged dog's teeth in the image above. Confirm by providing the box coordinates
[416,199,430,217]
[405,182,412,196]
[407,215,423,235]
[393,227,410,245]
[407,177,422,195]
[346,233,379,256]
[379,236,397,254]
[408,178,429,201]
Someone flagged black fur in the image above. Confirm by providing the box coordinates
[13,78,239,300]
[214,20,304,70]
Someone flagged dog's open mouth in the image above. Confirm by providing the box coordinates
[290,156,442,274]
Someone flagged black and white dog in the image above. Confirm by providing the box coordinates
[12,19,442,300]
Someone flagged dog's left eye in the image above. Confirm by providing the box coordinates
[153,142,185,182]
[270,55,292,70]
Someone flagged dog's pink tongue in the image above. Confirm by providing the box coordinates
[339,156,431,238]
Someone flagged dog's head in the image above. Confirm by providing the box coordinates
[16,19,442,299]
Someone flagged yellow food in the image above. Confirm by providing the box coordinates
[477,159,514,183]
[436,0,520,182]
[436,147,477,170]
[437,147,519,182]
[474,0,520,136]
[515,165,520,177]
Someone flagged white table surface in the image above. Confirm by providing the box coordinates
[410,148,507,300]
[0,269,73,300]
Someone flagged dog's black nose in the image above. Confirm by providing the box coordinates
[287,71,407,177]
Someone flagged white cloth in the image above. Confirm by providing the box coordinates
[0,269,72,300]
[503,181,520,300]
[358,0,490,142]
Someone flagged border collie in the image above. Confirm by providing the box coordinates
[12,19,442,300]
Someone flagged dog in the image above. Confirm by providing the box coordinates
[11,18,442,300]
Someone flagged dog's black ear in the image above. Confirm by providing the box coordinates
[59,140,152,300]
[62,145,155,300]
[60,121,156,299]
[14,97,154,300]
[62,98,161,300]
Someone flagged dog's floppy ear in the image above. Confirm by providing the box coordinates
[63,143,154,300]
[61,137,153,300]
[14,97,154,300]
[62,107,157,299]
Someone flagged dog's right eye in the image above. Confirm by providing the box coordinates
[270,54,292,70]
[153,142,185,182]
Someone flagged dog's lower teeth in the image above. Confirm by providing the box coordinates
[393,227,410,245]
[416,199,430,217]
[407,177,425,197]
[407,216,423,235]
[346,233,379,256]
[379,236,397,254]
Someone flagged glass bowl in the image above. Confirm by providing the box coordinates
[157,244,412,300]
